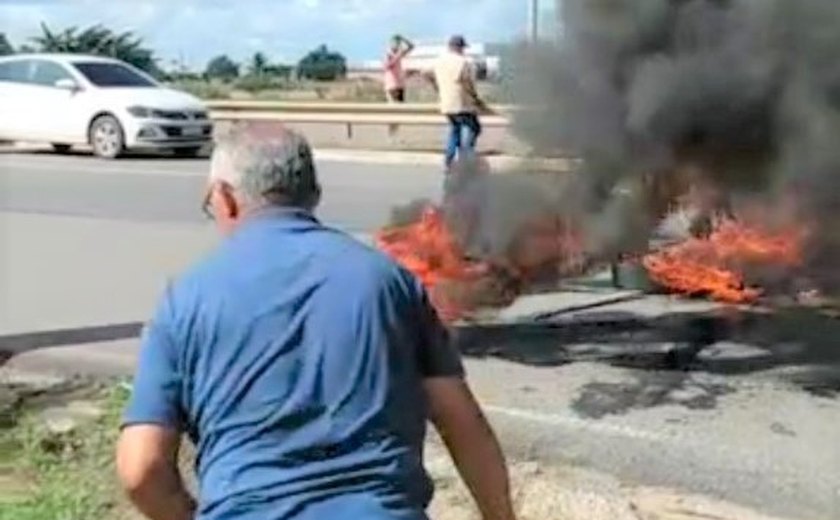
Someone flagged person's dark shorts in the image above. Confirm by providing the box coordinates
[387,88,406,102]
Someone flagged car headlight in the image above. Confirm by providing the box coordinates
[128,106,151,118]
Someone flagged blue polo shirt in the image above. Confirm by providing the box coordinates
[123,208,464,520]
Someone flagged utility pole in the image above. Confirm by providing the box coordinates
[528,0,539,42]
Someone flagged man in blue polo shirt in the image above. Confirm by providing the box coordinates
[116,121,516,520]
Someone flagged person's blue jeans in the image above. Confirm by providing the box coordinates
[445,113,482,168]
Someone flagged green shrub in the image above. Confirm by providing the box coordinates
[234,75,293,93]
[205,55,239,81]
[168,80,232,100]
[297,45,347,81]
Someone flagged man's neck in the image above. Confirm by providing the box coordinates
[246,205,312,220]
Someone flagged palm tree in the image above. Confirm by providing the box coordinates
[32,23,160,75]
[0,33,13,55]
[249,52,268,76]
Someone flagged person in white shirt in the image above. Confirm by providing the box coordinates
[432,35,489,170]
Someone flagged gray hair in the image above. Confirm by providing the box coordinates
[210,121,321,210]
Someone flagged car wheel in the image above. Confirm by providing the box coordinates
[173,146,202,158]
[89,115,125,159]
[52,144,72,154]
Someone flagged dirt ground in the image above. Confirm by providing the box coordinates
[424,441,790,520]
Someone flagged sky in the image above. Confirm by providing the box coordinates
[0,0,556,69]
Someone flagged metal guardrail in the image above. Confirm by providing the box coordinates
[203,102,575,168]
[206,100,514,114]
[210,110,508,127]
[206,101,511,127]
[207,101,440,114]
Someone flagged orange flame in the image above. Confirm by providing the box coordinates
[375,206,494,321]
[377,201,807,315]
[375,205,585,321]
[643,218,806,303]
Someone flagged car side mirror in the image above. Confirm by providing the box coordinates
[55,78,81,92]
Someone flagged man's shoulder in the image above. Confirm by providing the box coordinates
[162,228,422,313]
[160,242,231,309]
[436,52,469,76]
[314,232,425,305]
[440,51,467,64]
[328,233,417,285]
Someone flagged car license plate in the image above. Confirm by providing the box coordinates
[182,126,203,137]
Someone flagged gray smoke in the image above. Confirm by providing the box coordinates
[441,157,570,259]
[385,156,585,310]
[509,0,840,292]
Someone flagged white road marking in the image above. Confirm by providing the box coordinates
[484,404,668,443]
[0,157,203,177]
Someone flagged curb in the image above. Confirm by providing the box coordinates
[315,149,574,172]
[1,142,572,172]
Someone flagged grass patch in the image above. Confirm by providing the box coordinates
[0,384,131,520]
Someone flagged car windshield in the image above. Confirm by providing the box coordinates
[72,62,156,87]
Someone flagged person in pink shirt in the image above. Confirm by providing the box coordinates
[384,34,415,103]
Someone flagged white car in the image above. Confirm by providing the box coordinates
[0,54,212,158]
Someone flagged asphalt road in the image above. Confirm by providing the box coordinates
[1,150,838,520]
[0,149,443,232]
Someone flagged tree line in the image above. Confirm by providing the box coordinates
[0,24,348,81]
[205,45,347,82]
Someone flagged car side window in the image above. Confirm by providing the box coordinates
[31,60,74,87]
[0,59,35,84]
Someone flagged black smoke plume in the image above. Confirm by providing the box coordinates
[509,0,840,293]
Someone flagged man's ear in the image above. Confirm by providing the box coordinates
[308,182,322,211]
[211,181,240,220]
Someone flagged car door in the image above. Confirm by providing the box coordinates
[0,58,36,140]
[28,59,91,144]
